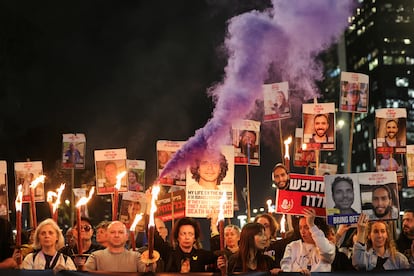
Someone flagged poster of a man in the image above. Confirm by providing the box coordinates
[62,133,86,169]
[232,119,260,166]
[375,108,407,154]
[359,171,399,221]
[326,175,360,215]
[263,81,291,122]
[14,161,44,203]
[157,140,186,186]
[303,103,335,151]
[185,145,234,218]
[94,148,127,195]
[339,72,369,113]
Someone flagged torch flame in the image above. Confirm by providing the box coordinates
[148,185,161,227]
[15,185,23,212]
[115,171,127,190]
[217,191,227,223]
[301,143,307,151]
[47,191,56,203]
[30,175,46,189]
[284,136,292,159]
[266,199,274,213]
[280,214,286,233]
[53,183,65,213]
[130,213,143,232]
[75,187,95,208]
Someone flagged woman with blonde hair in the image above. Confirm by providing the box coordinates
[21,218,76,271]
[352,213,409,270]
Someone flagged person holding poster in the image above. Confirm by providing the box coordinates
[310,114,330,144]
[280,208,335,273]
[352,213,409,270]
[366,185,399,220]
[188,151,229,190]
[272,163,289,190]
[396,210,414,260]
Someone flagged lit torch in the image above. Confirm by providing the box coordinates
[30,175,46,229]
[75,187,95,255]
[284,137,292,172]
[15,185,23,264]
[129,213,143,251]
[47,183,66,222]
[280,214,286,238]
[218,191,227,252]
[113,171,126,221]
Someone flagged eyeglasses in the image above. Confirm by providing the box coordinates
[80,225,92,231]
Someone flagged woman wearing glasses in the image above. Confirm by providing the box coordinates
[59,217,104,269]
[21,218,76,271]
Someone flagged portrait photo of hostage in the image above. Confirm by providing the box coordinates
[62,142,85,169]
[95,159,127,195]
[262,81,291,122]
[375,108,407,153]
[361,183,399,221]
[376,149,403,173]
[325,174,361,218]
[303,103,335,151]
[339,71,369,113]
[187,146,234,191]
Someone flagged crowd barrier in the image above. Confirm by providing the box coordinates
[0,270,413,276]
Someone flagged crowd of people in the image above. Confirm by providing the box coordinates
[1,165,414,274]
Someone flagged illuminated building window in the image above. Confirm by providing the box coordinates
[407,57,414,65]
[383,56,393,65]
[384,37,390,43]
[409,89,414,98]
[403,38,411,44]
[395,56,405,64]
[396,77,409,87]
[369,58,378,71]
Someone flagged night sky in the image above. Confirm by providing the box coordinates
[0,1,353,225]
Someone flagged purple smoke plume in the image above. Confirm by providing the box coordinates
[160,0,354,178]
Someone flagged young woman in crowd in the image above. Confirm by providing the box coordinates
[352,213,410,270]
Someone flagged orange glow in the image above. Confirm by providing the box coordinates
[15,185,23,212]
[75,187,95,208]
[115,171,127,190]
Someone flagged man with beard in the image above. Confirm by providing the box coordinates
[396,210,414,260]
[272,163,289,190]
[366,185,398,220]
[384,119,402,147]
[310,114,330,144]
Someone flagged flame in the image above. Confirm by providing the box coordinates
[47,191,56,203]
[30,175,46,189]
[148,185,161,227]
[115,171,127,190]
[284,136,292,159]
[53,183,66,213]
[130,213,143,232]
[217,191,227,223]
[75,187,95,208]
[302,143,307,151]
[266,199,274,213]
[280,214,286,233]
[15,185,23,212]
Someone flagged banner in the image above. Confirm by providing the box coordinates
[94,149,127,195]
[155,188,185,222]
[339,72,369,113]
[232,119,260,166]
[156,140,186,186]
[263,81,291,122]
[14,161,44,203]
[302,103,335,151]
[325,171,399,225]
[62,133,86,169]
[275,173,325,217]
[185,145,234,218]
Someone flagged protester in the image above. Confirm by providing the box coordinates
[21,218,76,271]
[85,221,155,272]
[59,217,104,269]
[164,217,216,272]
[0,218,17,268]
[217,223,280,274]
[210,214,240,257]
[280,208,335,274]
[396,210,414,260]
[352,213,409,270]
[326,225,354,271]
[95,221,110,248]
